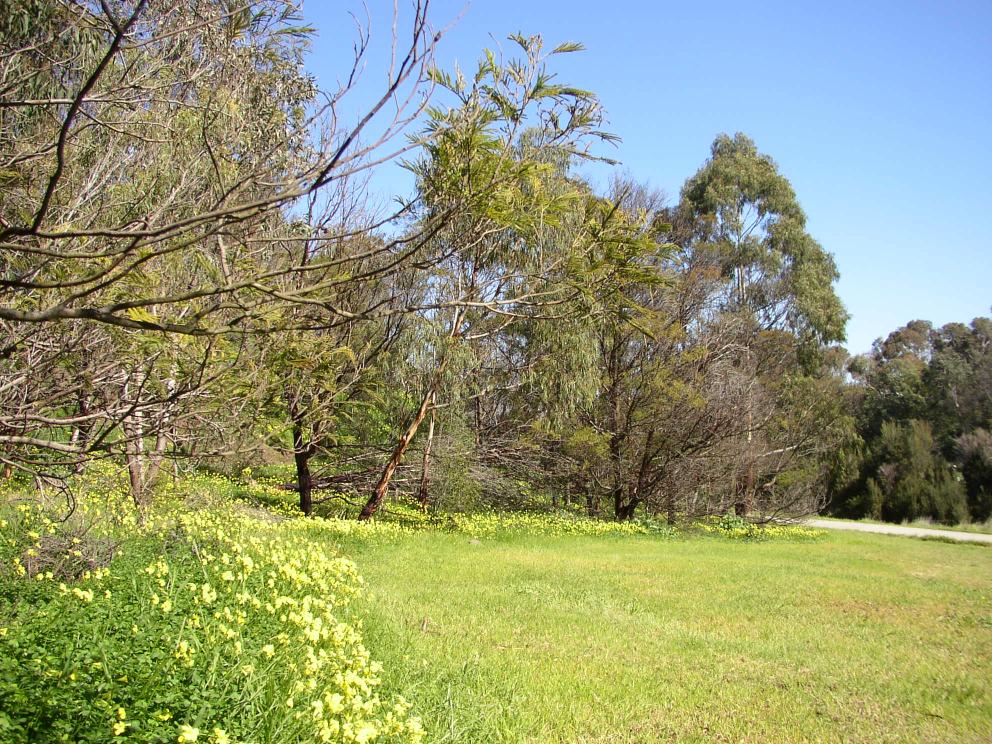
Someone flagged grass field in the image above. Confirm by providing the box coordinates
[339,530,992,743]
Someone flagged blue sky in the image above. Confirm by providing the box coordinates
[303,0,992,354]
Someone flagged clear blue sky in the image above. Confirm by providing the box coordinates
[303,0,992,354]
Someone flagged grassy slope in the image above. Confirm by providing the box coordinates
[341,531,992,743]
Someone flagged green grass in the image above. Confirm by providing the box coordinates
[340,530,992,743]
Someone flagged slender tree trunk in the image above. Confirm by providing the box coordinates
[360,309,462,521]
[612,483,626,519]
[609,432,628,520]
[735,408,755,518]
[416,409,436,511]
[292,418,313,516]
[123,373,176,510]
[123,415,145,509]
[142,384,174,497]
[360,383,440,520]
[69,394,92,474]
[473,396,482,448]
[618,432,654,521]
[734,461,756,517]
[734,484,747,517]
[733,250,754,519]
[579,479,600,517]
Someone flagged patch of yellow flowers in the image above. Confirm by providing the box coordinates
[2,481,424,744]
[697,519,825,541]
[445,511,654,538]
[152,505,426,743]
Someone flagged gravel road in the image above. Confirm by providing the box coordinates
[806,518,992,544]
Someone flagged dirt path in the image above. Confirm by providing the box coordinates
[807,518,992,544]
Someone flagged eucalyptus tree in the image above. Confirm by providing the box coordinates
[545,180,753,522]
[678,133,848,516]
[679,133,846,346]
[552,140,851,522]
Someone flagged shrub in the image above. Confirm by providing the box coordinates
[872,420,968,524]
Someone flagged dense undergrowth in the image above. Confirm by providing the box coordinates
[0,470,823,743]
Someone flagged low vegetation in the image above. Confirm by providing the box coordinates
[0,479,424,744]
[2,474,823,743]
[348,528,992,743]
[4,474,990,742]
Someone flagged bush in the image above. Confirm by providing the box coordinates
[872,420,968,524]
[957,429,992,522]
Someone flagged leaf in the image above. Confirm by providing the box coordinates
[551,41,585,54]
[507,32,530,52]
[126,307,157,325]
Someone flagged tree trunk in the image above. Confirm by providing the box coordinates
[733,490,748,517]
[122,402,146,509]
[473,395,482,448]
[360,384,439,520]
[618,432,653,521]
[666,490,677,525]
[360,309,461,521]
[617,499,640,521]
[416,409,436,511]
[609,431,627,520]
[69,394,92,474]
[617,481,641,521]
[734,463,755,517]
[122,375,174,510]
[583,483,600,517]
[293,421,313,516]
[612,483,626,520]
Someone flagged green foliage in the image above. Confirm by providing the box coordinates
[830,316,992,524]
[680,132,847,347]
[957,429,992,522]
[866,420,967,524]
[0,488,423,744]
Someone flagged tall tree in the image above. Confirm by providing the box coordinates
[679,133,847,347]
[678,133,848,516]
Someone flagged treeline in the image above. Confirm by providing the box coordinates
[827,318,992,524]
[4,1,854,523]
